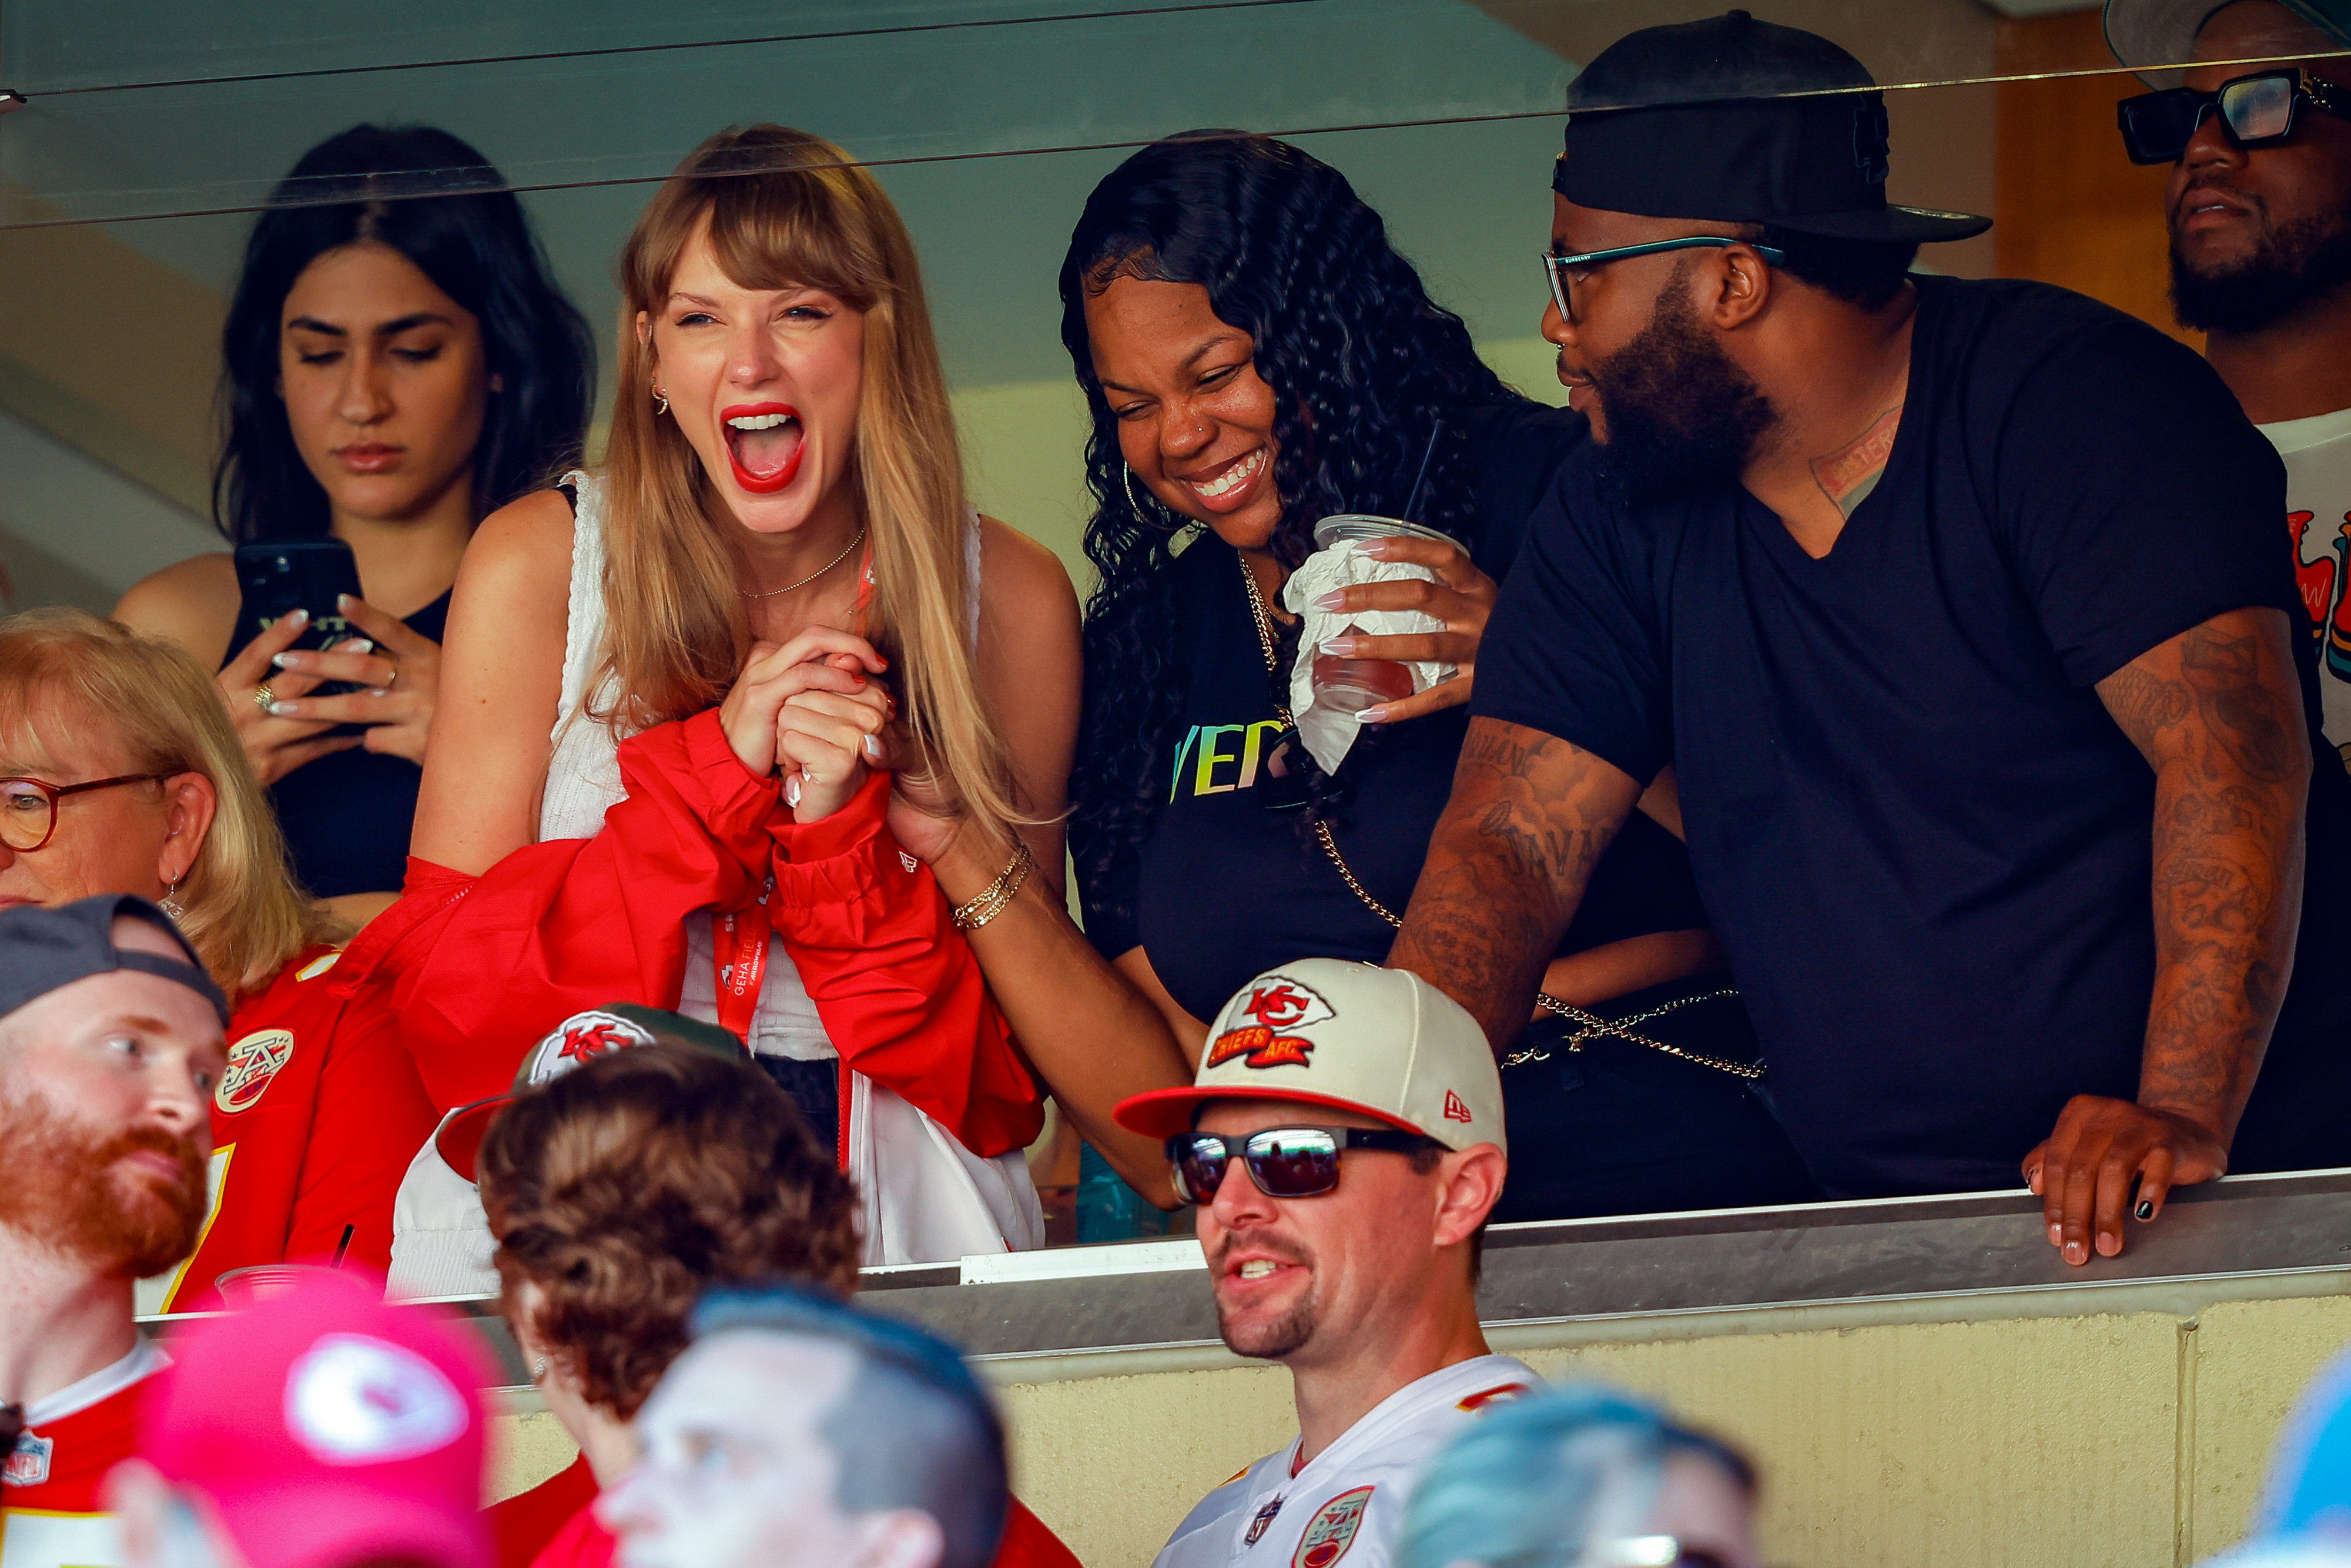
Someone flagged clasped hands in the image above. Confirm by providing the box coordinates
[2022,1094,2229,1266]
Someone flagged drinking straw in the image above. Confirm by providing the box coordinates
[330,1223,356,1268]
[1400,420,1444,523]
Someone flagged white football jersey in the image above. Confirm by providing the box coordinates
[1153,1355,1539,1568]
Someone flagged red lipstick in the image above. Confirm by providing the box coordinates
[721,402,805,495]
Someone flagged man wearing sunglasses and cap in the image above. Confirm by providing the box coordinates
[0,895,229,1568]
[1392,11,2351,1265]
[1115,959,1532,1568]
[2110,0,2351,775]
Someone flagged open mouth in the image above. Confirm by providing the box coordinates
[1179,446,1268,514]
[723,403,806,495]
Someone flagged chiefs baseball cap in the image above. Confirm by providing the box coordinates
[138,1269,491,1568]
[0,893,226,1026]
[1114,959,1505,1154]
[433,1003,749,1182]
[2105,0,2351,88]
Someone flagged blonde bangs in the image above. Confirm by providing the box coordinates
[0,609,333,1003]
[592,125,1025,846]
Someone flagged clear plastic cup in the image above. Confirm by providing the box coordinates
[1307,515,1459,715]
[212,1262,340,1310]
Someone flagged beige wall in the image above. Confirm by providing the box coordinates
[488,1292,2351,1568]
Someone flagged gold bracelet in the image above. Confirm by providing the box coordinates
[951,839,1036,930]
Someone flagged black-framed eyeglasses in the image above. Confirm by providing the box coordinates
[1541,236,1788,324]
[0,773,172,853]
[2118,68,2351,165]
[1166,1125,1439,1204]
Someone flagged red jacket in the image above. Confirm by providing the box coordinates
[339,708,1041,1157]
[160,947,438,1313]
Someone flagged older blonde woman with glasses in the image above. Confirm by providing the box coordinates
[345,125,1186,1264]
[0,608,437,1308]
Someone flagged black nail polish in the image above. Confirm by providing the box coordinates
[2136,1199,2154,1220]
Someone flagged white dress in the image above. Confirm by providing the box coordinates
[537,473,1042,1265]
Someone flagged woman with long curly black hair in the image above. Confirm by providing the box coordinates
[1063,133,1817,1221]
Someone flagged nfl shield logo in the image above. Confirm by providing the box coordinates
[4,1430,54,1487]
[1244,1496,1284,1548]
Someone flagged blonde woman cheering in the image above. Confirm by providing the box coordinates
[346,126,1185,1262]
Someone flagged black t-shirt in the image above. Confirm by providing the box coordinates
[1083,400,1711,1024]
[1475,276,2351,1198]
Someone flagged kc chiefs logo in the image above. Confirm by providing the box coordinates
[1207,979,1335,1071]
[527,1010,657,1085]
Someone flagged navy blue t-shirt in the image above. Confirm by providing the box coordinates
[1473,276,2351,1198]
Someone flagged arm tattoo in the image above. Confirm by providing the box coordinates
[2096,608,2310,1141]
[1388,719,1642,1051]
[1810,403,1903,520]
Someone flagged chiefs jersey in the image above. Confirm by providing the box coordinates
[0,1340,166,1568]
[152,946,438,1313]
[1152,1356,1538,1568]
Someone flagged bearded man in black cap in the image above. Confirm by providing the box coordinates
[1391,10,2351,1264]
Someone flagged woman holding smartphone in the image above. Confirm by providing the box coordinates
[115,123,593,925]
[347,125,1186,1262]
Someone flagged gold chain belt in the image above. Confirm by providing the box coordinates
[1237,556,1763,1083]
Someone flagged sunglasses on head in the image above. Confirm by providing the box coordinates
[2118,68,2351,164]
[1166,1125,1439,1204]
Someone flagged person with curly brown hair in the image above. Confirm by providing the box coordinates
[470,1016,1078,1568]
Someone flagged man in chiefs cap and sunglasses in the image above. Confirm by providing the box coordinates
[1115,959,1533,1568]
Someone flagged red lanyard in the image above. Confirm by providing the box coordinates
[711,880,774,1046]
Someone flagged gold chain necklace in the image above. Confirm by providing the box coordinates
[1236,555,1761,1081]
[741,525,866,599]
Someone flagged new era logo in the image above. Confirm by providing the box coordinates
[1442,1090,1472,1124]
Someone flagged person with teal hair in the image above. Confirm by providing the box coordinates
[1396,1385,1761,1568]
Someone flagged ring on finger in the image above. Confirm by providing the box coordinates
[253,683,276,712]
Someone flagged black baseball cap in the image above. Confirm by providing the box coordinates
[1554,10,1991,245]
[0,893,228,1026]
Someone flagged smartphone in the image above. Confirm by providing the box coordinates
[228,540,367,698]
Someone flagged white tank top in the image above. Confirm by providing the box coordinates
[537,470,982,1061]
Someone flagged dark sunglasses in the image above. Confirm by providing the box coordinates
[1166,1125,1438,1204]
[2118,68,2351,164]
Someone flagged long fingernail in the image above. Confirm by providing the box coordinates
[863,734,882,760]
[287,608,309,628]
[1358,705,1391,724]
[2066,1241,2085,1262]
[267,701,300,717]
[2136,1199,2154,1220]
[272,653,302,670]
[1318,637,1359,656]
[1357,539,1394,558]
[2048,1222,2062,1242]
[337,594,356,611]
[1311,591,1347,611]
[344,639,373,655]
[783,775,802,808]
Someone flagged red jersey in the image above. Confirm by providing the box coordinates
[528,1503,613,1568]
[0,1343,166,1568]
[338,708,1041,1157]
[491,1455,597,1568]
[157,947,440,1313]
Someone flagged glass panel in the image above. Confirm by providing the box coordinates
[0,0,1573,227]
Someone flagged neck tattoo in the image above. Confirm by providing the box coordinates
[1810,403,1903,520]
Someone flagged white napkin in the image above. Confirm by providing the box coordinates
[1280,542,1456,773]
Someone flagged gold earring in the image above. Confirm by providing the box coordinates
[653,387,669,416]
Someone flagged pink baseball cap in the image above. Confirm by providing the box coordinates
[138,1269,492,1568]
